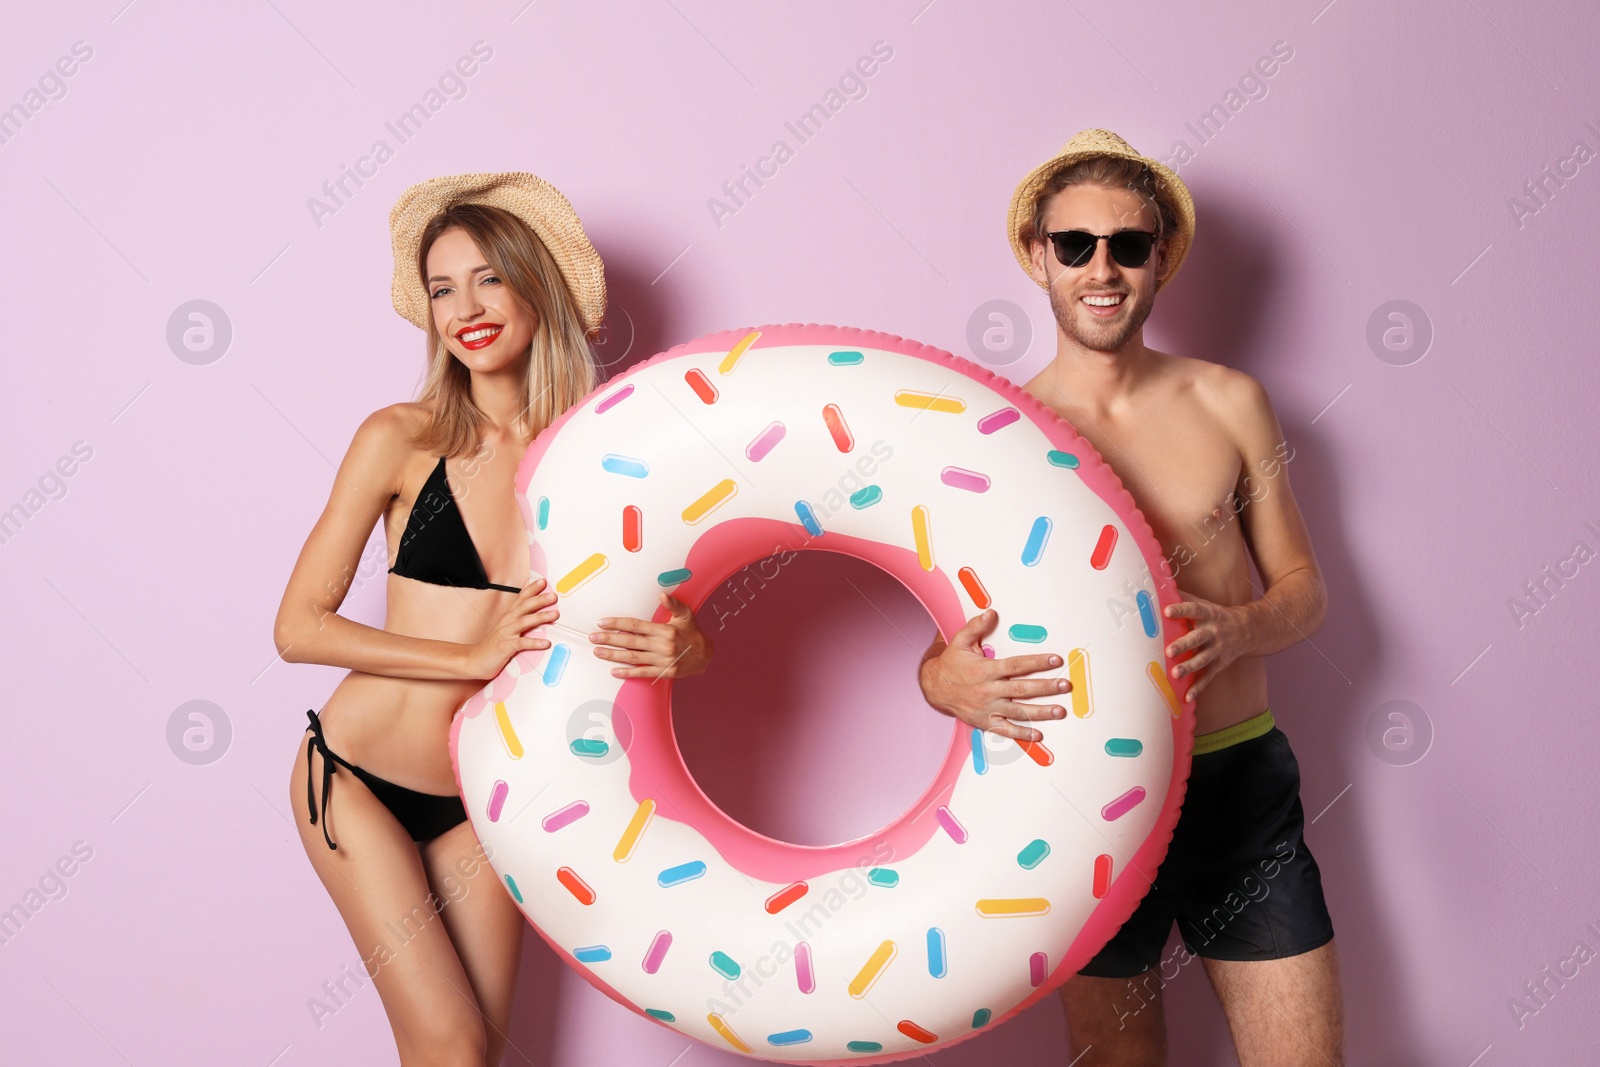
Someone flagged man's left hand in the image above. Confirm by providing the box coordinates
[1162,592,1250,702]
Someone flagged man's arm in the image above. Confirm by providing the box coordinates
[1165,371,1328,697]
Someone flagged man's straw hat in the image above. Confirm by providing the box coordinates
[1006,128,1195,290]
[389,171,607,333]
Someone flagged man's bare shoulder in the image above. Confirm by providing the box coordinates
[1153,351,1272,425]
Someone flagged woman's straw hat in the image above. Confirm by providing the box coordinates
[389,171,607,333]
[1006,128,1195,290]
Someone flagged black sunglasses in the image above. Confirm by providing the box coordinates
[1046,229,1159,269]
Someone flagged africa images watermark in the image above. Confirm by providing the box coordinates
[706,40,895,229]
[705,438,895,630]
[1506,519,1600,632]
[305,40,495,229]
[1109,840,1298,1028]
[1505,919,1600,1032]
[1105,440,1295,630]
[305,839,496,1029]
[706,839,896,1020]
[1157,39,1295,173]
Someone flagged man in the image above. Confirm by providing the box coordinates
[918,129,1343,1066]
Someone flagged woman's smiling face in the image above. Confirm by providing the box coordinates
[426,226,538,374]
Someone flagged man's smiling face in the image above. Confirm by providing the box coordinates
[1029,182,1167,354]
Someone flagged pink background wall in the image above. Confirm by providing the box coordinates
[3,1,1596,1064]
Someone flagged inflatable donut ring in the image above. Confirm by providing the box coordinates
[450,324,1195,1063]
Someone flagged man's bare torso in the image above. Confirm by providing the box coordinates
[1026,349,1274,734]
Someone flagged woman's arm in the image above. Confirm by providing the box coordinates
[271,406,479,680]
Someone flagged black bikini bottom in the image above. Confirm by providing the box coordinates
[302,708,469,851]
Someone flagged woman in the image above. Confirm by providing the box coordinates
[274,172,714,1065]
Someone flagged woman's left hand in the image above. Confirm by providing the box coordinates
[589,591,714,681]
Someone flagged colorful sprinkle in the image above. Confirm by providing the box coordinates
[656,566,692,587]
[894,389,966,414]
[823,402,854,451]
[642,930,672,973]
[927,927,948,978]
[1018,838,1050,869]
[940,465,991,493]
[958,565,990,608]
[1106,737,1144,757]
[1009,623,1048,643]
[867,868,899,888]
[972,1008,992,1028]
[1093,853,1113,898]
[1136,589,1158,637]
[683,479,737,525]
[494,702,523,759]
[536,496,549,529]
[556,552,608,595]
[846,1041,883,1053]
[1090,524,1118,569]
[795,499,823,537]
[898,1020,938,1044]
[795,940,816,993]
[718,330,761,374]
[600,453,649,479]
[1102,786,1148,822]
[911,505,934,570]
[614,799,656,861]
[1019,739,1055,767]
[970,728,988,774]
[658,860,707,887]
[849,484,882,508]
[1149,660,1182,717]
[709,951,741,980]
[1046,450,1080,469]
[978,407,1020,434]
[570,738,608,759]
[975,898,1050,917]
[1022,515,1052,567]
[765,882,808,914]
[622,505,643,552]
[541,800,589,832]
[645,1008,675,1022]
[542,643,571,686]
[708,1012,750,1052]
[594,384,633,413]
[574,945,612,963]
[1030,951,1048,987]
[767,1029,813,1047]
[828,350,864,366]
[557,867,595,905]
[685,367,718,403]
[746,421,787,462]
[1068,648,1091,718]
[486,780,508,822]
[936,805,968,844]
[505,874,522,903]
[848,940,897,999]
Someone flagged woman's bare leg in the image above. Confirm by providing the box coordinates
[422,821,528,1066]
[290,734,489,1067]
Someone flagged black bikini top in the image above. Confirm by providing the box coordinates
[388,456,522,593]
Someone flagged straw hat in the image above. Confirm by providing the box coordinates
[1006,129,1195,291]
[388,171,607,334]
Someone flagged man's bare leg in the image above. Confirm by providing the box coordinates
[1059,970,1167,1066]
[1203,940,1343,1066]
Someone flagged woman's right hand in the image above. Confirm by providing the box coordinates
[459,577,560,680]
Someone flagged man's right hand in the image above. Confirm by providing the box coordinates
[917,608,1070,742]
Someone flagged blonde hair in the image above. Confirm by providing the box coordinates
[410,202,599,458]
[1026,155,1180,248]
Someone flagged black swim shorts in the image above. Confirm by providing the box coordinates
[1078,709,1336,978]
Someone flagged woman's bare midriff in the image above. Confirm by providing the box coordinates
[314,576,519,794]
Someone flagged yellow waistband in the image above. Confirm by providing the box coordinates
[1191,708,1274,756]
